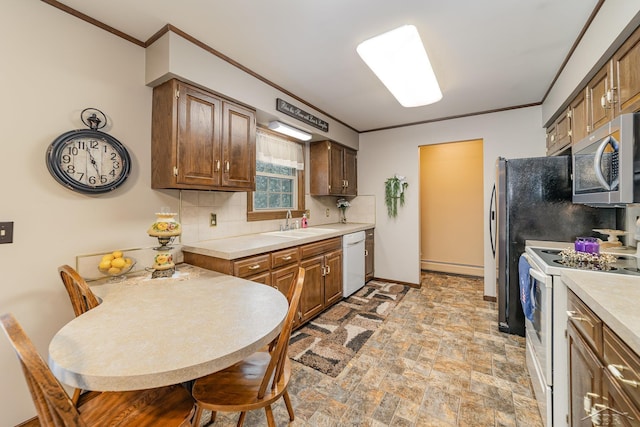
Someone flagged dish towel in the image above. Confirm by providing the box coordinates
[518,254,536,321]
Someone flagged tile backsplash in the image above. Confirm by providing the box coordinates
[178,190,375,244]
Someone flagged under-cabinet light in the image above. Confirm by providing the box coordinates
[268,121,313,141]
[357,24,442,107]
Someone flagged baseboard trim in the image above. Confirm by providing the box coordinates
[16,416,39,427]
[370,277,420,289]
[420,260,483,277]
[483,295,497,302]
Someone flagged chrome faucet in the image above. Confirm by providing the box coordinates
[284,209,292,230]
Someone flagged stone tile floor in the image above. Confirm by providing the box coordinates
[200,271,544,426]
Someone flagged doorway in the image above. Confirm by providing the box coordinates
[419,139,483,276]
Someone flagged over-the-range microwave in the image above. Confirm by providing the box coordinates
[572,112,640,206]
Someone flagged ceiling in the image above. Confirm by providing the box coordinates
[52,0,601,133]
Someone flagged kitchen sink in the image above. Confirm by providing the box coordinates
[261,228,338,239]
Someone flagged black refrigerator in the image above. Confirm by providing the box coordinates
[491,156,617,336]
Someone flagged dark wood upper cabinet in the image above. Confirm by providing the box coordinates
[310,140,357,196]
[151,79,255,191]
[614,25,640,116]
[587,61,615,133]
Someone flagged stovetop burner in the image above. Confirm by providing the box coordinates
[529,247,640,276]
[552,259,618,272]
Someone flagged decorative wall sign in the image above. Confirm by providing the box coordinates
[276,98,329,132]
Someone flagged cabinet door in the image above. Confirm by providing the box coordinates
[365,229,374,282]
[614,26,640,115]
[343,148,358,196]
[568,322,603,427]
[300,256,325,322]
[602,372,640,427]
[570,90,589,145]
[221,102,255,190]
[271,264,299,300]
[324,250,343,306]
[587,62,615,133]
[329,143,345,196]
[177,83,222,187]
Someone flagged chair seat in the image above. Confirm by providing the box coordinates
[192,352,292,411]
[78,384,195,426]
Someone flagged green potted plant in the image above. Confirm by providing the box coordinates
[385,174,408,218]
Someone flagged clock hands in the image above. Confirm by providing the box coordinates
[86,148,101,176]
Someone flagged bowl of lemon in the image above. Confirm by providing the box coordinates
[98,251,136,281]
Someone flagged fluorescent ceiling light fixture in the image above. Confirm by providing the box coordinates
[357,24,442,107]
[268,121,312,141]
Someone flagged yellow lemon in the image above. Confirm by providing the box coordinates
[99,260,112,270]
[112,250,123,259]
[111,257,126,268]
[124,258,133,265]
[107,267,121,275]
[101,254,115,262]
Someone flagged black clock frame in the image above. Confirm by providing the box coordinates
[46,129,132,194]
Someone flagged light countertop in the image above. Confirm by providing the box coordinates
[181,222,374,260]
[49,265,288,391]
[562,269,640,356]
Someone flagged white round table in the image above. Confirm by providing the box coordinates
[48,266,288,391]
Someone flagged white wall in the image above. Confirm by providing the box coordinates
[0,2,181,424]
[358,107,546,290]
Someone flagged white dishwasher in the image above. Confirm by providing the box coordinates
[342,231,366,297]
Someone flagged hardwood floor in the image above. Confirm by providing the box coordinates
[203,271,544,426]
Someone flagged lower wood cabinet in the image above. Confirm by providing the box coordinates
[567,290,640,426]
[299,238,342,324]
[365,228,374,282]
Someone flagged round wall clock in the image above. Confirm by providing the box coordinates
[46,108,131,194]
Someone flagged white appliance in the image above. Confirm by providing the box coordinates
[342,231,366,297]
[523,242,640,427]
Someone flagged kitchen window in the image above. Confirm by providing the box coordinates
[247,127,305,221]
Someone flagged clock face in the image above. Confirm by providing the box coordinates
[46,129,131,194]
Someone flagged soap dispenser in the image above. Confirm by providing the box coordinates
[301,213,308,228]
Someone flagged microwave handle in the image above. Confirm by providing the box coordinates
[593,136,617,191]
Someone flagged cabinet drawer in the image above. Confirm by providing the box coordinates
[568,290,603,355]
[271,248,299,269]
[300,237,341,259]
[233,254,270,278]
[604,325,640,410]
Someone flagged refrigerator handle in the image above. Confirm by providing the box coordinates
[489,183,497,258]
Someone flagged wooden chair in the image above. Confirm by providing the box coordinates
[58,265,100,317]
[58,265,101,404]
[191,267,306,427]
[1,312,196,427]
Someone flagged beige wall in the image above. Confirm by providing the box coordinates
[420,140,483,276]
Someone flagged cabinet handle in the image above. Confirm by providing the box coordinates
[225,161,230,172]
[215,160,220,172]
[282,255,292,261]
[566,310,593,326]
[325,265,330,275]
[583,402,634,424]
[608,364,639,388]
[321,266,326,276]
[248,264,261,270]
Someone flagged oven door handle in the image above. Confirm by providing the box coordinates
[522,253,547,283]
[593,136,618,191]
[528,265,547,283]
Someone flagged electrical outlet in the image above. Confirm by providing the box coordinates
[0,222,14,244]
[210,213,217,227]
[325,208,330,217]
